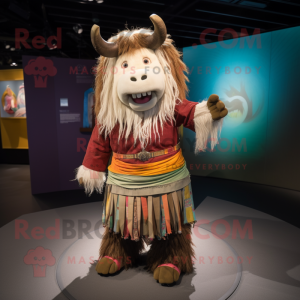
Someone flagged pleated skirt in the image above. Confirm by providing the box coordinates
[102,182,197,241]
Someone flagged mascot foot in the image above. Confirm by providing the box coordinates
[96,256,123,276]
[153,264,180,286]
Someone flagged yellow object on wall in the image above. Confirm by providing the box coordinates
[0,118,28,149]
[0,69,24,81]
[0,69,28,149]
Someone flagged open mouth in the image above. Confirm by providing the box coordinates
[130,91,152,104]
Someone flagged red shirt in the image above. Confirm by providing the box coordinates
[83,99,197,172]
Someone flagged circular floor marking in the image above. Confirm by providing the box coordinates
[56,227,241,300]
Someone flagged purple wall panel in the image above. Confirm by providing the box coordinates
[22,55,96,194]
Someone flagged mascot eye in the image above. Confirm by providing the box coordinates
[121,61,128,68]
[143,58,151,64]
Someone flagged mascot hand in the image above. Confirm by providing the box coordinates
[207,94,228,120]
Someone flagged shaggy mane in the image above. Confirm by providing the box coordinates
[94,28,189,148]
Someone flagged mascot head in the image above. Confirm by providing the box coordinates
[92,14,188,147]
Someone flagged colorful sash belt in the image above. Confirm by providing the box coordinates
[108,149,185,176]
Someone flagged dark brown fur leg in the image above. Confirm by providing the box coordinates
[146,224,195,273]
[99,227,144,269]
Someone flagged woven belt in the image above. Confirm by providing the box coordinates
[113,142,181,162]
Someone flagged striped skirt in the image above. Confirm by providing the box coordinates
[101,182,197,241]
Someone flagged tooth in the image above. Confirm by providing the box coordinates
[142,92,146,96]
[132,94,136,99]
[137,93,141,98]
[147,91,151,95]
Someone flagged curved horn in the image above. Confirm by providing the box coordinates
[145,14,167,50]
[91,24,118,57]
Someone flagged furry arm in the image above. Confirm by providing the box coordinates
[194,100,223,153]
[75,165,106,195]
[75,124,112,195]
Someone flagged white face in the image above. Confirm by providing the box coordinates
[115,48,166,111]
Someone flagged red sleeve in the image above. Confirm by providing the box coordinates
[174,99,197,132]
[82,124,112,172]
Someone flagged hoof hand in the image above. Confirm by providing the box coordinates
[207,94,228,120]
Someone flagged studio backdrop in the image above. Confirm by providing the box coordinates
[182,25,300,191]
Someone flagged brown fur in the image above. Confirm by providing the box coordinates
[99,226,144,269]
[94,29,189,118]
[146,223,195,274]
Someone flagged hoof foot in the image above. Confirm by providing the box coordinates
[96,256,122,276]
[153,264,180,286]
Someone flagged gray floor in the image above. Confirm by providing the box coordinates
[0,197,299,300]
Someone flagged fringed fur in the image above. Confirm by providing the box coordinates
[75,165,106,195]
[146,224,195,274]
[99,227,144,269]
[194,100,223,153]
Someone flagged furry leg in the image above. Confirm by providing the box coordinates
[146,223,195,274]
[98,226,144,273]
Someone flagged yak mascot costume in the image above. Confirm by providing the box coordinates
[76,14,228,286]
